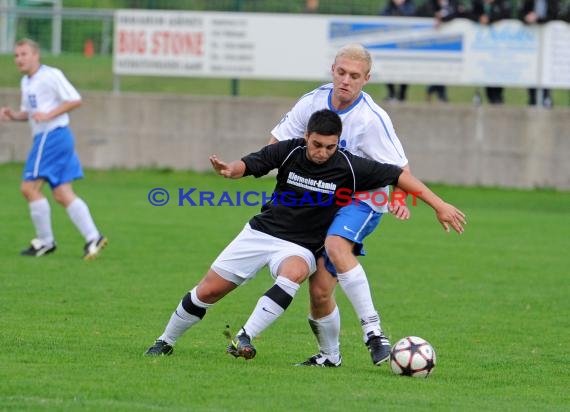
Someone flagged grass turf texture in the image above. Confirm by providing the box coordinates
[0,163,568,411]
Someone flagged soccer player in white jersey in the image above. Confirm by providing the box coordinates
[269,44,410,367]
[144,109,465,358]
[0,38,107,259]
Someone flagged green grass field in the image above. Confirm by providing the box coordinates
[0,163,569,411]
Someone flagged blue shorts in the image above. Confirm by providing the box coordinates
[22,126,83,189]
[323,202,382,275]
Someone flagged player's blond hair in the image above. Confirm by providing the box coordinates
[16,38,40,54]
[334,44,372,74]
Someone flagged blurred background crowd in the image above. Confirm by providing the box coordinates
[2,0,570,107]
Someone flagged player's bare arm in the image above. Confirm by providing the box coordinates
[268,136,279,145]
[390,164,411,220]
[396,169,466,234]
[209,155,246,179]
[0,107,28,121]
[32,100,81,122]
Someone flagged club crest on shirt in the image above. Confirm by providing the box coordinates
[28,94,38,109]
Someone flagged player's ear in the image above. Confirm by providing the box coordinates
[304,131,310,142]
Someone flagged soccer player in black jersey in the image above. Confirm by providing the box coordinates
[145,109,465,359]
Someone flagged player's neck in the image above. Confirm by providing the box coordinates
[27,63,41,78]
[330,93,361,112]
[331,98,354,111]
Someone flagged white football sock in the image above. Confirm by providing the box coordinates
[241,276,299,339]
[337,264,382,342]
[29,198,54,245]
[66,197,100,243]
[308,305,341,363]
[159,288,212,345]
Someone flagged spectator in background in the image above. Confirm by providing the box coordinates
[562,1,570,22]
[418,0,468,102]
[470,0,512,104]
[305,0,319,13]
[518,0,560,107]
[381,0,416,102]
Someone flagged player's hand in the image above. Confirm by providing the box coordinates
[435,202,466,234]
[209,155,232,178]
[389,203,411,220]
[0,107,13,121]
[32,112,51,122]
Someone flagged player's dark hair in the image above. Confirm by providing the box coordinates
[307,109,342,138]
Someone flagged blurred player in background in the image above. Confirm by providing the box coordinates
[144,109,466,359]
[0,38,107,259]
[269,44,410,367]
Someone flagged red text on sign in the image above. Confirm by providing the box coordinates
[151,31,204,56]
[118,30,147,54]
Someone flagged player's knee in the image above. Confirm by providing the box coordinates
[281,271,308,284]
[52,186,76,206]
[324,235,352,264]
[310,289,331,308]
[20,182,30,198]
[52,190,67,205]
[195,284,226,304]
[309,288,336,319]
[309,279,333,307]
[277,257,310,284]
[20,182,38,201]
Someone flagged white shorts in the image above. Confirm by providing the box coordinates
[211,223,316,285]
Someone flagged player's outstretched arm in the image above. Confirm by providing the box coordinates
[0,107,28,121]
[397,169,466,234]
[209,155,246,179]
[390,165,412,220]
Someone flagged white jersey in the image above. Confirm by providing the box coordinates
[271,83,408,213]
[20,64,81,136]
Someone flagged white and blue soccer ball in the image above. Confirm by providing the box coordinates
[390,336,436,378]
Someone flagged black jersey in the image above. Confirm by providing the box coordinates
[242,138,403,255]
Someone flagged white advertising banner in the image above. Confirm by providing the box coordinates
[326,17,537,86]
[541,21,570,88]
[327,16,466,84]
[113,9,570,89]
[113,10,329,80]
[447,19,539,86]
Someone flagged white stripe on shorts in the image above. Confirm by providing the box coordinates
[33,131,49,178]
[354,210,375,241]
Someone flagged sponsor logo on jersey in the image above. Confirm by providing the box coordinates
[287,171,337,194]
